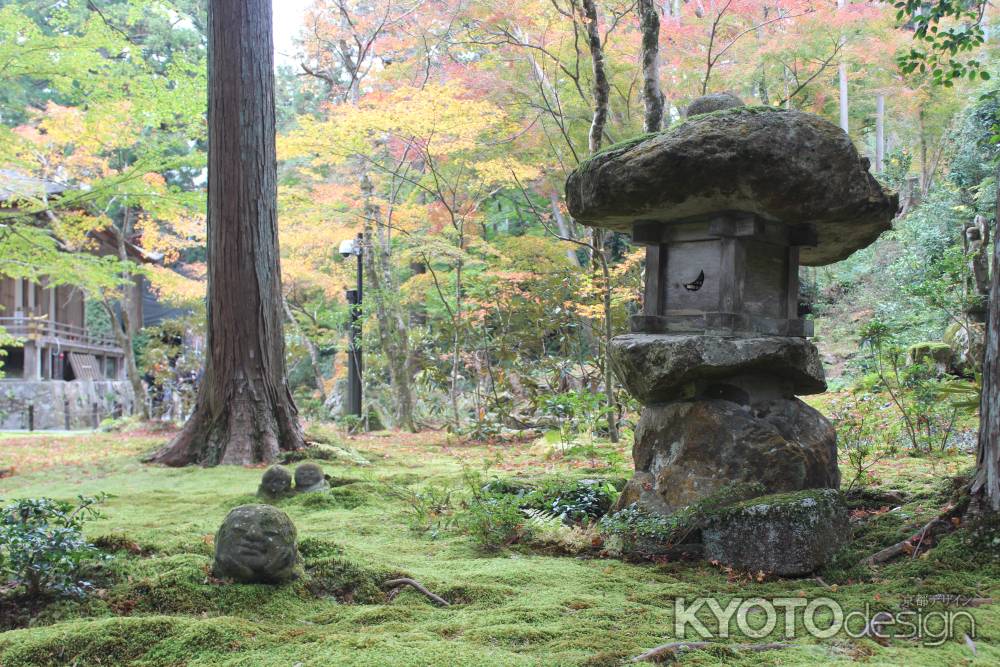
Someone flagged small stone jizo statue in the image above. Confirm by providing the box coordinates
[257,465,292,499]
[294,463,329,493]
[213,504,300,584]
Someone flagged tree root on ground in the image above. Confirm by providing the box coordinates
[632,641,790,663]
[383,578,450,606]
[859,504,961,567]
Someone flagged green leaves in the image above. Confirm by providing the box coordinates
[894,0,987,86]
[0,494,107,598]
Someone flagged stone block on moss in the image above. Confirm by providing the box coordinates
[618,398,838,516]
[701,489,850,576]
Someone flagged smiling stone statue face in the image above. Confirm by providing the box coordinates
[213,505,300,584]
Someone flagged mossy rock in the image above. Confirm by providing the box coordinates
[943,322,985,373]
[702,488,850,576]
[907,341,953,373]
[281,442,371,466]
[213,504,301,584]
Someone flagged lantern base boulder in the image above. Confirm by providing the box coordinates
[618,397,838,516]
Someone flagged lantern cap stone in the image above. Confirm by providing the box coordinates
[565,106,898,266]
[686,92,744,117]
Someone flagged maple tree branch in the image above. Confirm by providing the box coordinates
[776,38,844,106]
[86,1,141,45]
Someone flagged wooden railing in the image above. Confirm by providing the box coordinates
[0,316,120,350]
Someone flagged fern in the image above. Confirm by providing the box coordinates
[522,508,597,554]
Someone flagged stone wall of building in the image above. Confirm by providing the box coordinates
[0,380,135,430]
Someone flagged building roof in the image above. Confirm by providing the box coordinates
[0,169,68,204]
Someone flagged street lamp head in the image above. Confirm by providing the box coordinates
[339,238,358,258]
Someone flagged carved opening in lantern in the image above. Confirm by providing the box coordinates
[633,212,816,337]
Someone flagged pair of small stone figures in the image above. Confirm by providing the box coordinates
[257,462,329,498]
[213,463,331,584]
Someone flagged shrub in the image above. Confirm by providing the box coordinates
[858,320,960,453]
[457,469,527,551]
[521,478,620,523]
[598,503,679,544]
[0,495,106,598]
[460,494,525,552]
[385,481,456,537]
[830,395,898,491]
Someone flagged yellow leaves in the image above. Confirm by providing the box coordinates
[280,83,535,191]
[145,264,204,307]
[136,211,204,264]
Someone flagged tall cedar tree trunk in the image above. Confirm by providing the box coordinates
[360,175,417,432]
[637,0,664,132]
[972,171,1000,511]
[579,0,620,443]
[150,0,303,465]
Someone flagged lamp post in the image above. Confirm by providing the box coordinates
[339,234,363,418]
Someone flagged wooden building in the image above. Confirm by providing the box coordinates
[0,171,148,428]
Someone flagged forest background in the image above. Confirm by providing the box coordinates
[0,0,997,447]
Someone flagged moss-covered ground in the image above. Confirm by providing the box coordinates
[1,423,998,666]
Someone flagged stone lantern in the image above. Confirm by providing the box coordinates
[565,100,897,516]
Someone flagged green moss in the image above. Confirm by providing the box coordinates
[279,485,370,510]
[434,582,515,606]
[105,553,308,617]
[281,443,372,466]
[705,488,843,522]
[298,537,345,559]
[0,616,261,667]
[3,431,998,666]
[304,555,397,604]
[685,103,784,121]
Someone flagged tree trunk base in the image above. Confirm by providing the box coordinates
[147,380,303,466]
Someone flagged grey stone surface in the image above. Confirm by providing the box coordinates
[618,398,839,516]
[0,379,135,430]
[257,466,292,498]
[701,488,850,576]
[565,108,897,265]
[294,463,329,493]
[686,92,744,117]
[945,322,984,375]
[610,334,826,403]
[213,504,300,584]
